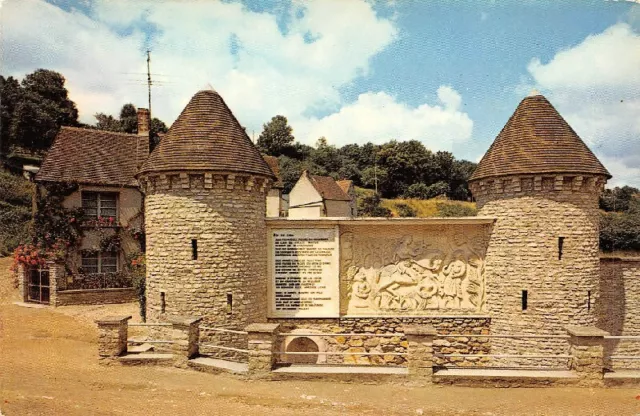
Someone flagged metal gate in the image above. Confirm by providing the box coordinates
[28,268,50,304]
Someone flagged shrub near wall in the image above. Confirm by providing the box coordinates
[0,171,33,255]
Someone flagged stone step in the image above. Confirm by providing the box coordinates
[271,365,408,382]
[118,353,173,366]
[604,370,640,387]
[127,343,154,353]
[433,368,578,387]
[188,357,248,374]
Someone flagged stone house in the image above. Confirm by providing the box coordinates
[287,170,356,218]
[25,109,153,305]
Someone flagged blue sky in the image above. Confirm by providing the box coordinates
[2,0,640,186]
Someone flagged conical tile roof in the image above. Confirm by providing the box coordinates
[139,90,275,178]
[470,94,610,181]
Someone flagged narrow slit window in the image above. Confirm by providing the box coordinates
[226,293,233,314]
[191,239,198,260]
[522,290,528,311]
[160,292,166,313]
[587,290,591,311]
[558,237,565,260]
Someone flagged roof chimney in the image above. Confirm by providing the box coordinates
[137,108,150,136]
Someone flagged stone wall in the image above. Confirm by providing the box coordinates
[597,257,640,369]
[269,316,490,367]
[55,288,136,306]
[141,172,271,337]
[472,174,605,367]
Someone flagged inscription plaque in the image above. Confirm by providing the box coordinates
[269,227,339,318]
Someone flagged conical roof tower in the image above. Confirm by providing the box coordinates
[140,89,274,179]
[469,93,610,359]
[470,93,610,182]
[138,89,274,336]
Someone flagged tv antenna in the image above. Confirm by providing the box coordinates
[147,50,152,120]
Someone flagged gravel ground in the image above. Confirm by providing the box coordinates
[1,256,640,416]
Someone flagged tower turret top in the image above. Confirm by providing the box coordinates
[139,89,275,179]
[470,94,610,182]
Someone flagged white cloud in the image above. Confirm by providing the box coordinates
[526,23,640,188]
[2,0,474,153]
[295,87,473,151]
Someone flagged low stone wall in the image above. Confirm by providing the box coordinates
[597,257,640,370]
[269,316,491,367]
[55,287,136,306]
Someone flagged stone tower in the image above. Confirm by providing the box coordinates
[469,93,610,350]
[137,89,275,330]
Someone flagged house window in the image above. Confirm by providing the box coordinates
[82,192,118,220]
[81,252,118,274]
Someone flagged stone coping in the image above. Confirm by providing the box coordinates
[58,287,134,294]
[266,217,496,226]
[165,315,204,326]
[95,315,132,325]
[566,325,609,337]
[245,323,280,333]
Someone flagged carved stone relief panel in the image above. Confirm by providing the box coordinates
[340,224,490,315]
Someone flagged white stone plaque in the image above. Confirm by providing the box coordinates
[269,227,339,318]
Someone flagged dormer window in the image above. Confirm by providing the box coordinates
[82,192,118,220]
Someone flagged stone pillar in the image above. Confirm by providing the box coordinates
[46,261,63,307]
[246,323,280,378]
[17,263,27,302]
[168,316,203,367]
[95,315,131,362]
[566,326,609,385]
[404,325,437,381]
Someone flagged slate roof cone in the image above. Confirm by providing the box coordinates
[139,89,275,179]
[470,94,611,181]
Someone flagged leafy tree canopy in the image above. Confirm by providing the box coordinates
[257,115,296,157]
[1,69,78,155]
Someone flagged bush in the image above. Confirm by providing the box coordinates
[358,194,392,217]
[404,181,450,200]
[435,201,478,217]
[396,203,417,217]
[0,172,34,255]
[600,210,640,252]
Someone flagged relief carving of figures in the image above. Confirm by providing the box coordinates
[343,230,487,313]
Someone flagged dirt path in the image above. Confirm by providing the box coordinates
[1,257,640,416]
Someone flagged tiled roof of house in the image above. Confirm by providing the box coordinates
[308,172,351,201]
[139,89,274,179]
[336,179,353,195]
[35,126,148,187]
[470,94,611,181]
[262,155,283,189]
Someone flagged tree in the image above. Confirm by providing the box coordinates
[150,117,169,151]
[309,137,342,177]
[94,113,124,132]
[376,140,434,197]
[600,186,640,212]
[94,104,169,151]
[0,76,22,155]
[9,69,78,150]
[257,115,295,156]
[119,103,138,134]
